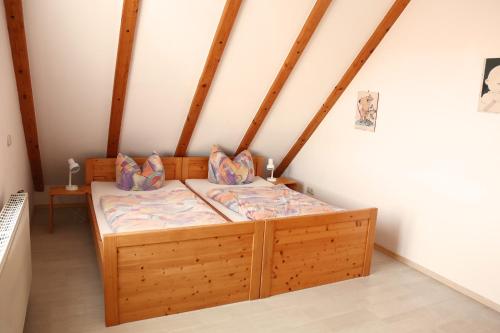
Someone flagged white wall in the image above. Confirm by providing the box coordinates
[22,0,395,188]
[0,6,33,207]
[252,0,394,164]
[188,0,316,155]
[288,0,500,306]
[121,0,226,156]
[23,0,122,185]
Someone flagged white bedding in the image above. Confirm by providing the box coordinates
[91,180,186,236]
[185,177,274,222]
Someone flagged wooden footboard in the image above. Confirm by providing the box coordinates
[260,208,377,297]
[102,221,265,326]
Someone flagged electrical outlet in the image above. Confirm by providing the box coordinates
[7,135,12,147]
[306,187,314,196]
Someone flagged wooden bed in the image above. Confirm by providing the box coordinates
[85,156,377,326]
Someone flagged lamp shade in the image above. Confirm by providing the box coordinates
[266,158,274,170]
[68,158,80,174]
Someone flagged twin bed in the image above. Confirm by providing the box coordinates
[85,156,377,326]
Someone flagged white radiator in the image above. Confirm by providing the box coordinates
[0,193,31,333]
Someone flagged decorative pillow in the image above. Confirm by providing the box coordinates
[115,154,140,191]
[116,153,165,191]
[208,145,255,185]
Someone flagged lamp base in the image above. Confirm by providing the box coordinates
[65,185,79,191]
[267,177,277,182]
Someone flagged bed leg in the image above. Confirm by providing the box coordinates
[103,235,120,326]
[362,208,378,276]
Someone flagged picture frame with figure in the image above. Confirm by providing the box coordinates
[479,58,500,113]
[355,91,379,132]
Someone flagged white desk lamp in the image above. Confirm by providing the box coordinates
[266,158,276,182]
[66,158,80,191]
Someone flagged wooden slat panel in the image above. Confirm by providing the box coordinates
[236,0,332,153]
[120,275,251,307]
[253,156,266,178]
[272,254,365,281]
[117,233,254,323]
[273,209,374,230]
[115,221,255,247]
[274,246,366,270]
[181,157,209,181]
[106,0,140,157]
[270,222,367,294]
[274,233,367,255]
[274,223,368,247]
[275,0,411,176]
[271,266,364,295]
[181,156,266,180]
[119,257,252,293]
[175,0,243,156]
[262,209,377,297]
[122,289,248,323]
[4,0,44,191]
[274,219,366,237]
[85,157,182,184]
[118,234,253,266]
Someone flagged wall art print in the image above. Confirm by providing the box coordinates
[479,58,500,113]
[355,91,379,132]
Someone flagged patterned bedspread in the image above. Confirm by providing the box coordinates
[100,187,226,233]
[207,184,336,220]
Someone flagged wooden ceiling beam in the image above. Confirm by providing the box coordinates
[106,0,140,158]
[4,0,44,191]
[276,0,410,176]
[236,0,332,154]
[175,0,243,157]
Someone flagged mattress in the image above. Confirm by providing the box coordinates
[91,180,188,236]
[185,177,274,222]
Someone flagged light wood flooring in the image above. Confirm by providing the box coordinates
[25,207,500,333]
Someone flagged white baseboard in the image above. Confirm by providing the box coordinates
[374,243,500,313]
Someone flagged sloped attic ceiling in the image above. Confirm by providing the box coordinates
[21,0,397,185]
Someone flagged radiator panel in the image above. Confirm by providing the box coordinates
[0,193,31,333]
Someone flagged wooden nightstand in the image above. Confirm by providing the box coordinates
[49,185,90,233]
[273,177,299,191]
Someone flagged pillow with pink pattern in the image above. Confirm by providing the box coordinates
[115,153,164,191]
[208,145,255,185]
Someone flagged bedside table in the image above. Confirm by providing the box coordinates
[48,185,90,233]
[273,177,299,191]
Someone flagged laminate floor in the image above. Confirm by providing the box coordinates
[25,207,500,333]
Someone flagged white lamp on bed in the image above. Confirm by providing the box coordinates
[66,158,80,191]
[266,158,276,182]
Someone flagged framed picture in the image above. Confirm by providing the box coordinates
[355,91,379,132]
[479,58,500,113]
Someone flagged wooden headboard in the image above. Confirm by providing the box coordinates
[181,156,266,181]
[85,155,265,184]
[85,157,182,184]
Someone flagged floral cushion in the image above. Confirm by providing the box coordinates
[116,153,164,191]
[208,145,255,185]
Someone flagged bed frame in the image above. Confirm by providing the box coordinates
[85,156,377,326]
